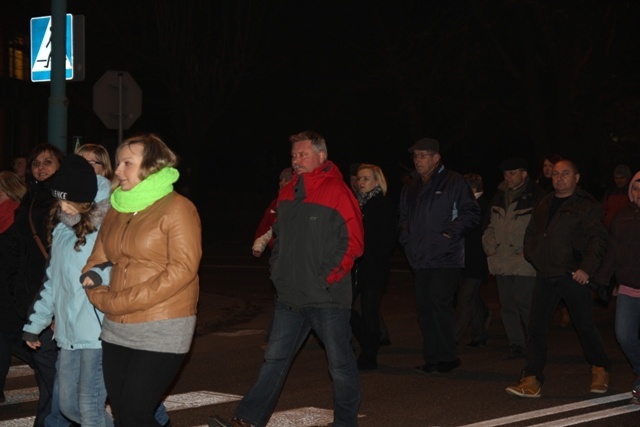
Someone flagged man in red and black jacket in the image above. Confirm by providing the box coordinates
[213,131,364,427]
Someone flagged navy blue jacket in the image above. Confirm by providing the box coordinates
[398,165,480,269]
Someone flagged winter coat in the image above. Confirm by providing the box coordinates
[482,179,544,277]
[398,165,480,269]
[594,171,640,289]
[83,191,201,324]
[11,178,55,321]
[0,202,22,334]
[22,175,111,349]
[353,192,397,291]
[270,161,364,309]
[524,188,609,278]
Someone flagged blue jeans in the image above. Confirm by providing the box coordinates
[235,300,361,427]
[615,294,640,376]
[44,357,73,427]
[415,268,461,364]
[524,276,610,383]
[58,348,112,427]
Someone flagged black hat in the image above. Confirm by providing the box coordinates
[408,138,439,153]
[500,157,528,172]
[50,154,97,203]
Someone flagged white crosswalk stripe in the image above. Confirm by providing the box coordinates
[0,365,347,427]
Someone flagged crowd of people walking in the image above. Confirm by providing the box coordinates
[2,131,639,427]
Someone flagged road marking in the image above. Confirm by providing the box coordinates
[0,387,39,405]
[163,391,241,410]
[0,391,241,427]
[459,392,633,426]
[6,365,34,378]
[529,403,640,426]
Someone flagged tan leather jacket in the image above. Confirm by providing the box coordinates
[83,192,201,324]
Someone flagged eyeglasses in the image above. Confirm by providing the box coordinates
[87,160,103,166]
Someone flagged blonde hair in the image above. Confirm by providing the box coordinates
[75,144,114,180]
[0,171,27,201]
[116,133,177,181]
[358,163,388,195]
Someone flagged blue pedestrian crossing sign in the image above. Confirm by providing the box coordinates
[30,14,74,82]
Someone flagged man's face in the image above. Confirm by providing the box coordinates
[503,169,527,190]
[291,140,325,174]
[412,150,439,178]
[552,160,580,197]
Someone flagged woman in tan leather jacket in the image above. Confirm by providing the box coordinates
[81,133,201,427]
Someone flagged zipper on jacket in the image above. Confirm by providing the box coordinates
[119,212,138,323]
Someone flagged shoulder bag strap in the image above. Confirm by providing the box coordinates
[29,197,49,260]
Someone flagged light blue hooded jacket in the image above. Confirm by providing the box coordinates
[23,175,111,350]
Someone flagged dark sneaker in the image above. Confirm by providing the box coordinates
[0,391,5,403]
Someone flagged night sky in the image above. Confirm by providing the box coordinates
[7,1,640,242]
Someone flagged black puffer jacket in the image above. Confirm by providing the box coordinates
[524,188,609,278]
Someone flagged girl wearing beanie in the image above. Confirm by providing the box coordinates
[22,154,113,426]
[81,134,201,427]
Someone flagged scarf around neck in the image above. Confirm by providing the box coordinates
[110,167,179,213]
[357,185,383,209]
[0,199,20,233]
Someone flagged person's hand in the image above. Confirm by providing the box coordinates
[252,249,263,258]
[25,340,41,350]
[82,276,95,287]
[571,269,590,285]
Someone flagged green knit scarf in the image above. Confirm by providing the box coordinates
[110,167,179,213]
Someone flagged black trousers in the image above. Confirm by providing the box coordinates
[102,341,184,427]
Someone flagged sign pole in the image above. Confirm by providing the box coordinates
[47,0,68,153]
[118,72,124,145]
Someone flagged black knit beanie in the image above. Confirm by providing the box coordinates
[50,154,97,203]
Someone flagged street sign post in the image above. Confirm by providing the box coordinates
[93,70,142,143]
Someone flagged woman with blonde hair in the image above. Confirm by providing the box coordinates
[350,163,397,370]
[82,133,201,426]
[76,143,114,180]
